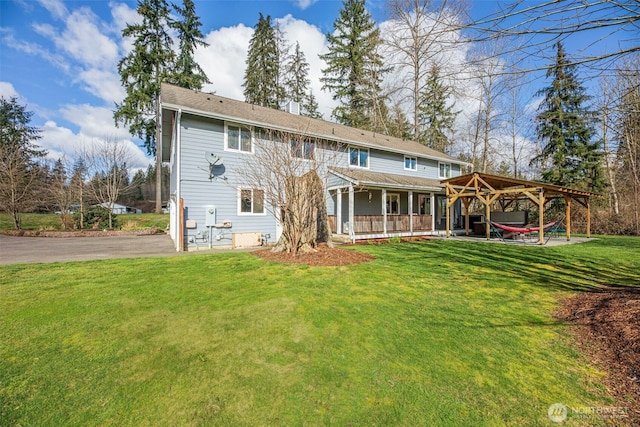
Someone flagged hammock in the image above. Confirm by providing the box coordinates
[489,221,557,234]
[488,218,564,244]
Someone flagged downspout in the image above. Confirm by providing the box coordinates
[175,108,183,251]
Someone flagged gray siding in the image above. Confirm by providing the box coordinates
[179,114,277,248]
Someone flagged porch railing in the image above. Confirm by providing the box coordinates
[328,215,432,234]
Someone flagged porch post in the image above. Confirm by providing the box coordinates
[430,192,435,232]
[446,194,450,238]
[382,188,387,234]
[408,190,413,234]
[348,185,355,240]
[336,188,342,235]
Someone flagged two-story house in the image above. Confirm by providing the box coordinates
[160,83,468,251]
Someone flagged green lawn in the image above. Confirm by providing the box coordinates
[0,213,169,231]
[1,237,638,426]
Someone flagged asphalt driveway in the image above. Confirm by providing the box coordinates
[0,233,180,265]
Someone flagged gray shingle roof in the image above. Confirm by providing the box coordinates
[330,167,443,191]
[161,83,465,164]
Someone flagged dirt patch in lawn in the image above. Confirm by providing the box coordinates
[555,286,640,423]
[253,243,375,266]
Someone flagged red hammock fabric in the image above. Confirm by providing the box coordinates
[490,221,557,234]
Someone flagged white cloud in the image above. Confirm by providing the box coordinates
[59,104,130,141]
[56,8,119,68]
[77,69,125,105]
[197,24,253,100]
[292,0,319,10]
[40,119,150,169]
[0,82,19,99]
[36,0,68,20]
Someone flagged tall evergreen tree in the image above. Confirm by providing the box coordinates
[114,0,174,213]
[320,0,389,130]
[419,64,458,153]
[170,0,210,90]
[243,14,284,109]
[533,42,605,192]
[0,97,45,229]
[282,41,322,118]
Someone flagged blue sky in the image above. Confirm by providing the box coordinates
[0,0,631,170]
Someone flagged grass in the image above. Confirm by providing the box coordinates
[0,213,169,231]
[1,236,639,426]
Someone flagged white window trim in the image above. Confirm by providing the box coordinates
[224,122,254,154]
[404,156,417,171]
[349,146,369,169]
[237,188,266,216]
[438,162,452,179]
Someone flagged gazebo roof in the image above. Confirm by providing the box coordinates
[441,172,599,198]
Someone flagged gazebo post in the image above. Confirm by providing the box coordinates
[587,198,591,238]
[538,190,545,245]
[564,195,572,241]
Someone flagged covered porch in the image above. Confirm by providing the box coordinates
[327,168,461,241]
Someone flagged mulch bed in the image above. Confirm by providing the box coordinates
[253,243,375,266]
[555,287,640,424]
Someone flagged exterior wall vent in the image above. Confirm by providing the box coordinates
[284,101,300,115]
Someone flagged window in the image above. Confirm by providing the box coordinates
[349,147,369,168]
[418,194,431,215]
[439,162,451,178]
[226,124,252,153]
[239,189,264,214]
[386,193,400,215]
[404,156,417,171]
[291,139,315,160]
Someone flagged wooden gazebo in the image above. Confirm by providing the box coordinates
[441,173,598,244]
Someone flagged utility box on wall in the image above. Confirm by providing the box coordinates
[205,206,216,227]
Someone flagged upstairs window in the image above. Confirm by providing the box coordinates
[291,139,315,160]
[439,162,451,178]
[239,188,264,215]
[404,156,417,171]
[226,124,252,153]
[349,147,369,168]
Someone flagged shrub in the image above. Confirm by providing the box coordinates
[74,206,117,229]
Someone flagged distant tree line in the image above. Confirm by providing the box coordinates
[0,96,168,230]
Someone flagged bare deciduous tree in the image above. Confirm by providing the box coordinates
[237,127,342,254]
[383,0,466,142]
[79,138,136,229]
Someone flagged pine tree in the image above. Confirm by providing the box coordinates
[533,42,605,192]
[283,42,310,105]
[243,14,284,109]
[0,97,45,229]
[302,90,323,119]
[419,64,458,153]
[170,0,210,90]
[320,0,390,130]
[282,41,322,118]
[114,0,174,213]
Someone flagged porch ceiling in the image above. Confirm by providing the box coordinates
[329,167,444,191]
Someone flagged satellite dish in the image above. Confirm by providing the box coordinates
[205,152,222,165]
